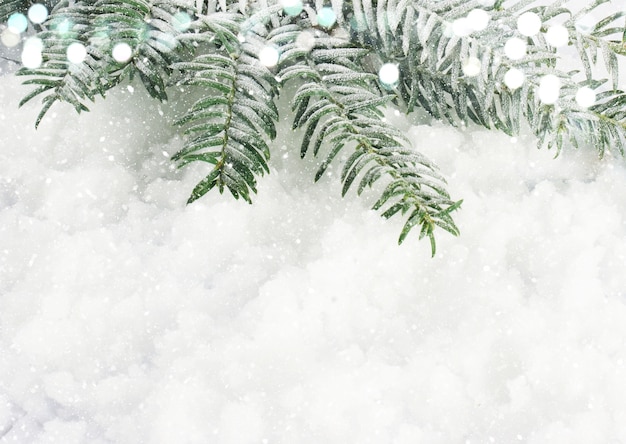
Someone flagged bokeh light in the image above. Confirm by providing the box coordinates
[155,33,177,52]
[55,19,72,35]
[517,12,541,37]
[112,42,132,62]
[28,4,49,24]
[259,45,280,67]
[538,74,560,104]
[504,37,527,60]
[172,12,191,32]
[22,37,44,68]
[67,42,87,63]
[1,29,20,47]
[575,86,596,108]
[281,0,303,16]
[317,7,336,28]
[545,24,568,47]
[504,68,525,89]
[24,36,43,51]
[575,15,594,35]
[379,63,399,87]
[467,9,489,32]
[8,13,28,34]
[462,57,481,77]
[452,17,472,37]
[295,30,316,52]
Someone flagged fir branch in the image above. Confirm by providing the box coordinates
[15,0,195,125]
[172,11,278,203]
[273,29,461,254]
[5,0,626,253]
[16,1,100,127]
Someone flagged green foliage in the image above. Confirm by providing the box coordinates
[3,0,626,255]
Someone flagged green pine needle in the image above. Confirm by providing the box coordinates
[6,0,626,255]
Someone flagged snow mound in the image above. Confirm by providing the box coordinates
[1,74,626,443]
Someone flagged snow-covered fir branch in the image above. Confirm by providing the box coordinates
[1,0,625,252]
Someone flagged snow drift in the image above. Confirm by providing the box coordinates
[1,71,626,443]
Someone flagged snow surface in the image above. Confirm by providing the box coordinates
[2,66,626,444]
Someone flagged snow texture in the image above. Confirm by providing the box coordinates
[1,69,626,444]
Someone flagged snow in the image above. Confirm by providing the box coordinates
[1,69,626,444]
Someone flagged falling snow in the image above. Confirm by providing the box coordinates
[1,71,626,442]
[0,0,626,442]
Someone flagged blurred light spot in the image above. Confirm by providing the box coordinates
[539,74,560,104]
[317,7,336,28]
[575,86,596,108]
[545,24,568,47]
[172,11,191,32]
[259,45,279,67]
[21,51,43,68]
[22,38,43,68]
[517,12,541,37]
[467,9,489,32]
[55,19,72,34]
[1,29,20,47]
[575,15,594,35]
[281,0,303,16]
[295,30,315,52]
[504,37,526,60]
[8,13,28,34]
[28,4,49,24]
[462,57,481,77]
[504,68,525,89]
[379,63,399,86]
[66,42,87,63]
[112,42,132,62]
[155,33,177,52]
[452,17,472,37]
[24,36,43,51]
